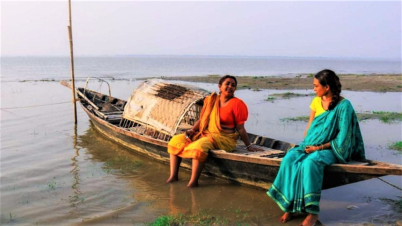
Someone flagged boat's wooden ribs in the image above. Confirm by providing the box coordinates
[118,118,172,142]
[177,103,203,134]
[246,133,295,152]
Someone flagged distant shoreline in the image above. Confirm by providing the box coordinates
[15,73,402,92]
[1,55,401,61]
[162,74,402,92]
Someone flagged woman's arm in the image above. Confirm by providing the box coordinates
[305,142,330,154]
[304,110,316,137]
[186,120,200,138]
[236,123,263,152]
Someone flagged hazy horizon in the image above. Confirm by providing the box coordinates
[2,1,401,60]
[1,54,400,61]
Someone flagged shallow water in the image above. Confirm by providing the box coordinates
[1,80,401,225]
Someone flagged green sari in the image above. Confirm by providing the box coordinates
[267,99,365,214]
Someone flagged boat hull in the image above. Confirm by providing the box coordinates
[82,103,390,190]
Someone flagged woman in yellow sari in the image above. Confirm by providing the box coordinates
[167,75,263,187]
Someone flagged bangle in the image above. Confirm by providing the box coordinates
[246,144,253,149]
[321,144,324,150]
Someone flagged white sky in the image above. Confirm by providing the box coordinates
[1,1,401,59]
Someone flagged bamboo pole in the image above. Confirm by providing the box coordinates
[68,0,77,124]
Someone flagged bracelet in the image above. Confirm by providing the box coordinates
[321,144,324,150]
[246,144,253,149]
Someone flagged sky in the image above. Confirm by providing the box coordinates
[1,1,401,59]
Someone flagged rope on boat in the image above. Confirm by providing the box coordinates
[0,101,71,110]
[377,177,402,192]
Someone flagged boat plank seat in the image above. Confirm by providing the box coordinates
[345,161,369,166]
[212,144,286,158]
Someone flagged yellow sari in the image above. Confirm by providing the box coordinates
[168,93,239,162]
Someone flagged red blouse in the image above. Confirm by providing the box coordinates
[219,97,248,128]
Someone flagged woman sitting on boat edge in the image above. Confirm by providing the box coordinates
[267,69,366,226]
[167,75,264,187]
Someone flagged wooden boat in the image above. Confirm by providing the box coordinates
[61,79,402,190]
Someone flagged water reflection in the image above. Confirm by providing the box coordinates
[70,124,82,208]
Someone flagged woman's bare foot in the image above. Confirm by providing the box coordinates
[166,176,178,183]
[279,212,298,223]
[300,214,318,226]
[187,181,199,187]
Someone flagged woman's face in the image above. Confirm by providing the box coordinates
[219,78,236,96]
[313,78,329,97]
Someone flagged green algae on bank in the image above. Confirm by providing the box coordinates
[149,211,233,226]
[281,111,402,123]
[388,141,402,152]
[379,197,402,212]
[269,92,315,99]
[162,74,402,92]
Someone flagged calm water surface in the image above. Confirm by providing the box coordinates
[1,56,400,82]
[1,79,401,225]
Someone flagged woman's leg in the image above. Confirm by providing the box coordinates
[187,159,205,187]
[166,154,182,183]
[299,150,337,225]
[267,149,305,221]
[167,134,187,183]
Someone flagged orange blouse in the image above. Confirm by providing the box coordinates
[219,97,248,128]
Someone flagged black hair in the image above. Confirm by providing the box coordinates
[219,75,237,87]
[314,69,342,110]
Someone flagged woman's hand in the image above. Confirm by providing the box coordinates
[185,129,195,138]
[304,146,319,154]
[247,145,264,152]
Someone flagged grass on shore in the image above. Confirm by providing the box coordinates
[379,197,402,212]
[359,111,402,123]
[268,92,315,99]
[149,210,250,226]
[388,141,402,152]
[148,212,228,226]
[281,111,402,123]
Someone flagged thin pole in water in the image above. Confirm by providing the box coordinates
[68,0,77,124]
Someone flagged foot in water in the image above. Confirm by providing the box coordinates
[279,212,298,223]
[166,176,178,183]
[187,181,199,187]
[300,214,318,226]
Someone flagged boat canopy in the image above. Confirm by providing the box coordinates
[122,79,210,135]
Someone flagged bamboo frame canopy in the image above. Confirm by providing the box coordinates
[122,79,210,135]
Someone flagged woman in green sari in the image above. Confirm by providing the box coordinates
[267,69,365,226]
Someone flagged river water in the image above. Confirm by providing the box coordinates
[1,56,400,82]
[1,77,401,225]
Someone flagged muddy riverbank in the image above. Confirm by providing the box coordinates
[162,74,402,92]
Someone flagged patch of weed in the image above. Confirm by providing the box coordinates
[265,96,276,101]
[388,141,402,151]
[281,116,310,122]
[379,196,402,212]
[238,84,250,89]
[270,92,315,99]
[371,111,402,123]
[149,210,230,226]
